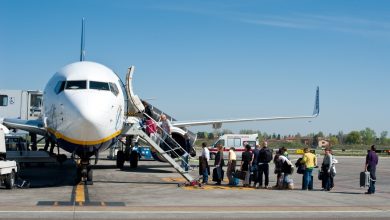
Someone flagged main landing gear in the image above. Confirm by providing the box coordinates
[115,148,139,169]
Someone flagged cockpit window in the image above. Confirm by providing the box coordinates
[65,81,87,90]
[90,81,110,91]
[54,81,65,94]
[109,82,119,96]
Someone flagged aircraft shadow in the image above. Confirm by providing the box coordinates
[17,161,77,188]
[93,180,178,185]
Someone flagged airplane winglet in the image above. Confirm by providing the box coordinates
[313,86,320,116]
[80,18,86,61]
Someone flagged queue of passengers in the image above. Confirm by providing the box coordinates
[199,141,347,192]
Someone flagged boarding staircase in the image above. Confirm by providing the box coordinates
[121,122,195,183]
[121,65,197,184]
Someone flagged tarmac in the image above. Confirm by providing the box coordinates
[0,151,390,220]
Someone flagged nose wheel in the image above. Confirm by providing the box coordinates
[76,160,93,185]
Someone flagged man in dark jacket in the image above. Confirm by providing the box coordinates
[365,145,379,194]
[257,141,272,189]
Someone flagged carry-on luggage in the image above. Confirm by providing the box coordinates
[212,168,224,182]
[360,171,370,187]
[233,177,240,186]
[234,170,246,180]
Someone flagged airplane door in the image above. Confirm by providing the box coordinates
[125,66,145,116]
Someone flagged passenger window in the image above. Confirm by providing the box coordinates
[65,81,87,90]
[54,81,65,94]
[109,82,119,96]
[227,138,235,148]
[234,138,241,147]
[90,81,110,91]
[0,95,8,106]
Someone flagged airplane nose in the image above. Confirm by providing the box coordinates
[63,92,114,142]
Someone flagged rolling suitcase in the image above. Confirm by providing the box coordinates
[360,171,370,187]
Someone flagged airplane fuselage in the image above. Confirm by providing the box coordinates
[44,61,125,158]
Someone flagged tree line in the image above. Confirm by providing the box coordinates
[196,127,390,146]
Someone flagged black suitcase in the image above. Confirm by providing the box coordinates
[360,171,370,187]
[234,170,246,180]
[212,168,224,182]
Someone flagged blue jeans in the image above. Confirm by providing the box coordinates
[181,154,189,171]
[303,168,313,190]
[368,166,376,193]
[202,167,209,183]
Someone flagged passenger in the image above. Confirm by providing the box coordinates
[214,144,225,185]
[257,141,272,189]
[275,153,294,189]
[321,148,333,191]
[181,134,191,172]
[301,148,317,190]
[281,147,289,159]
[200,142,210,184]
[251,144,261,188]
[145,117,159,145]
[227,147,237,185]
[273,152,282,188]
[142,101,153,118]
[241,144,253,187]
[159,114,172,139]
[365,145,379,194]
[159,114,172,151]
[330,150,338,189]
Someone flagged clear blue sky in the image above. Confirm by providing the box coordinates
[1,0,389,137]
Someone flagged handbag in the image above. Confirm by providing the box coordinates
[318,170,323,180]
[330,165,336,177]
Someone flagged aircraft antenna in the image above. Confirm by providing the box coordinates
[80,18,86,61]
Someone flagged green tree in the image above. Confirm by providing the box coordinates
[208,132,214,139]
[222,129,233,135]
[360,127,376,145]
[345,131,361,144]
[197,132,206,139]
[380,131,388,145]
[329,136,339,146]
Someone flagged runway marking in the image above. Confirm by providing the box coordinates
[75,183,85,203]
[36,182,125,207]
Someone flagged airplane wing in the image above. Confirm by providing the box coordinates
[0,118,46,136]
[172,87,320,128]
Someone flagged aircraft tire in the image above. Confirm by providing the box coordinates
[116,151,125,169]
[4,170,15,189]
[129,151,138,168]
[86,168,93,185]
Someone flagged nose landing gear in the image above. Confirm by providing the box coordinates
[76,159,93,185]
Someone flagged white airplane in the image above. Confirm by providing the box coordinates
[0,19,319,184]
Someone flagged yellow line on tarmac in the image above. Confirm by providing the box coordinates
[75,183,85,203]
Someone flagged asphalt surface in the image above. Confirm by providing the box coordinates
[0,151,389,220]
